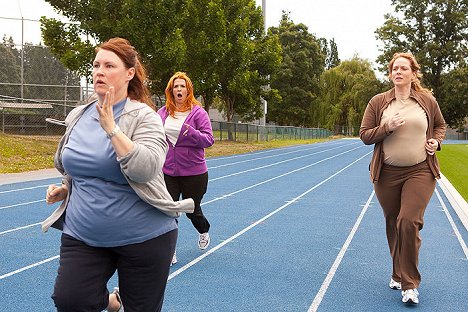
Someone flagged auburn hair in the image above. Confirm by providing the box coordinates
[97,37,155,109]
[388,52,432,94]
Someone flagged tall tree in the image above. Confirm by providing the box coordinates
[439,65,468,130]
[268,12,325,127]
[0,36,21,99]
[181,0,226,113]
[326,38,340,70]
[375,0,467,126]
[315,57,384,133]
[216,0,281,122]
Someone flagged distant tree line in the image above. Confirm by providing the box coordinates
[4,0,466,131]
[0,36,81,115]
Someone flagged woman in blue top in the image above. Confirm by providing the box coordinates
[44,38,193,312]
[158,72,215,263]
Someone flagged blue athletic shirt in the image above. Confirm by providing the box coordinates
[61,99,176,247]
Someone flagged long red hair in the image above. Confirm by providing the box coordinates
[164,72,200,117]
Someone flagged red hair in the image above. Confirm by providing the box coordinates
[164,72,200,117]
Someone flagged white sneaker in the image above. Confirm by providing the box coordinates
[402,288,419,304]
[389,278,402,290]
[171,250,177,266]
[198,232,210,250]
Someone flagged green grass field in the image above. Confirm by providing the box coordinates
[438,144,468,201]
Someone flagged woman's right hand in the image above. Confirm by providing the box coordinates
[45,184,68,204]
[388,112,406,132]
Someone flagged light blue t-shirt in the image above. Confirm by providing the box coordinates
[61,99,176,247]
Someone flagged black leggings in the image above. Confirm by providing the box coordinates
[164,172,210,233]
[52,230,177,312]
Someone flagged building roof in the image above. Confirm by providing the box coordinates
[0,102,53,109]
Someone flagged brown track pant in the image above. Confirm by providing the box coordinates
[374,161,436,290]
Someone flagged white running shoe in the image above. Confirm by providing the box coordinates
[389,278,402,290]
[402,288,419,304]
[198,232,210,250]
[171,250,177,266]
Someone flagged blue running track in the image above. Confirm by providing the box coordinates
[0,139,467,311]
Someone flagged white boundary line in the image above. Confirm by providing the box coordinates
[169,152,370,280]
[0,222,41,235]
[307,191,375,312]
[0,149,370,280]
[437,173,468,231]
[0,255,60,281]
[434,188,468,259]
[0,199,45,210]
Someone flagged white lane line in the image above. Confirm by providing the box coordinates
[206,141,343,162]
[209,144,363,182]
[0,146,366,236]
[435,188,468,259]
[0,222,41,236]
[0,184,55,194]
[0,199,45,210]
[308,190,375,312]
[0,149,371,280]
[0,255,60,281]
[0,144,357,211]
[169,152,371,280]
[209,142,357,169]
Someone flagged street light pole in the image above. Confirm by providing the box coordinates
[260,0,267,126]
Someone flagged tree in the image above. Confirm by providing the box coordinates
[375,0,468,126]
[267,12,325,127]
[315,57,384,134]
[326,38,340,70]
[41,0,187,94]
[0,36,21,99]
[23,43,81,105]
[41,0,281,122]
[216,0,281,123]
[439,65,468,130]
[0,37,80,114]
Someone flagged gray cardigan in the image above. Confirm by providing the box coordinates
[42,99,194,232]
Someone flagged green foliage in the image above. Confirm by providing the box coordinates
[41,0,281,122]
[325,38,340,70]
[315,58,384,132]
[375,0,468,127]
[0,36,21,98]
[268,12,326,127]
[211,0,281,122]
[0,36,81,107]
[439,66,468,130]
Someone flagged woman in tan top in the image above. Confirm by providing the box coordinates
[360,52,446,305]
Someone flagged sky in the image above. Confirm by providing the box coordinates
[1,0,395,72]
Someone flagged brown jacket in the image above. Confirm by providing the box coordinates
[359,88,446,182]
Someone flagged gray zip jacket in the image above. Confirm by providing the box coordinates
[42,99,194,232]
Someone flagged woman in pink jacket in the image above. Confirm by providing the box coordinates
[158,72,215,264]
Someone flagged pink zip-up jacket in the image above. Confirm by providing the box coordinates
[158,105,214,177]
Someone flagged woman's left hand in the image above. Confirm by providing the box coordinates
[425,138,438,155]
[96,86,116,135]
